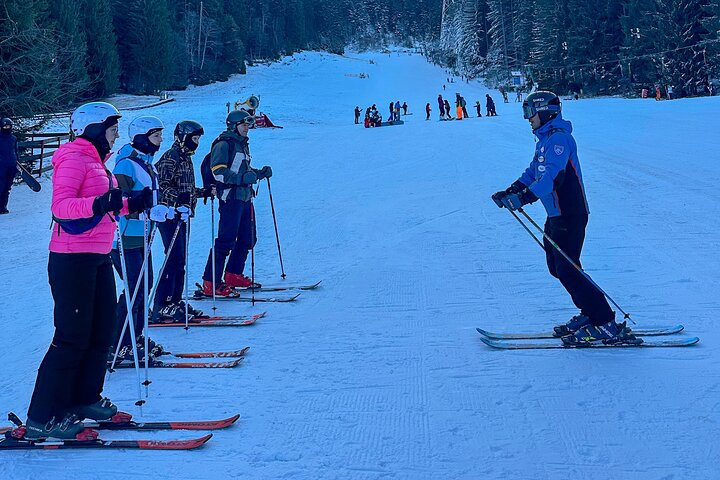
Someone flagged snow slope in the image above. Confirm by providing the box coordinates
[1,50,719,479]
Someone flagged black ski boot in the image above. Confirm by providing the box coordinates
[562,320,642,346]
[24,414,85,440]
[71,397,118,421]
[176,300,204,318]
[137,335,166,357]
[553,314,592,337]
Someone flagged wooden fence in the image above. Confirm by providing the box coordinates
[17,133,71,176]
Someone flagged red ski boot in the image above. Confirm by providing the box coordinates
[202,280,238,297]
[224,272,261,289]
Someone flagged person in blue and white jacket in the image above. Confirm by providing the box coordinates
[110,116,169,362]
[492,91,632,346]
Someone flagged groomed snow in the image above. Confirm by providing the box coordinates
[1,50,719,479]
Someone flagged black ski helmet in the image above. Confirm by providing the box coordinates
[523,91,561,125]
[174,120,204,152]
[226,110,255,130]
[0,118,13,129]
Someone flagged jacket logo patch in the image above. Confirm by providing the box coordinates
[554,145,564,155]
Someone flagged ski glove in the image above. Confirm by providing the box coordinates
[240,170,258,185]
[176,205,190,222]
[502,192,524,211]
[257,166,273,180]
[127,187,154,214]
[491,191,508,208]
[149,205,169,222]
[164,207,176,221]
[92,188,123,216]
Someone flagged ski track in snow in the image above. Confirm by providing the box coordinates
[1,50,719,479]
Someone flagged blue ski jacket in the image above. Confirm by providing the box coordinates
[517,115,589,217]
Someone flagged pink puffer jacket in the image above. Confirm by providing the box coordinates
[49,138,129,254]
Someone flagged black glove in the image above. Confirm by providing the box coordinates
[491,191,508,208]
[507,180,526,194]
[240,170,258,185]
[92,188,123,215]
[177,191,191,206]
[127,187,154,214]
[257,166,273,180]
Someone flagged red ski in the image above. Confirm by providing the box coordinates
[150,312,265,328]
[0,434,212,450]
[113,357,243,368]
[171,346,250,359]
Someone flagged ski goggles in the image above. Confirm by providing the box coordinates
[522,102,561,119]
[239,115,256,127]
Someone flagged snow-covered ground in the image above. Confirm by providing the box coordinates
[1,50,719,479]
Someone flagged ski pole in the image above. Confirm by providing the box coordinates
[109,227,157,371]
[142,214,151,395]
[113,222,145,408]
[266,178,286,279]
[250,198,256,306]
[210,195,217,312]
[517,207,633,324]
[507,208,545,250]
[147,221,182,308]
[183,212,190,331]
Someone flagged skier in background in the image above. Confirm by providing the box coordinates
[461,96,469,118]
[455,94,464,120]
[491,91,633,346]
[388,102,395,122]
[354,106,361,124]
[444,99,453,119]
[486,94,497,116]
[475,101,482,117]
[394,101,401,120]
[425,103,431,120]
[0,118,19,214]
[402,102,408,115]
[437,95,445,119]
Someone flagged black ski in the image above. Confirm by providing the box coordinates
[235,280,322,292]
[0,433,211,450]
[479,336,700,350]
[16,162,41,192]
[112,357,243,368]
[476,325,684,340]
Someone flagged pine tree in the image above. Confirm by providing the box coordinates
[82,0,120,97]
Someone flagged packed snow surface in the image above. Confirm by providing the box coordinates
[1,50,719,479]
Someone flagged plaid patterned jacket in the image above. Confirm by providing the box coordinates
[155,142,201,209]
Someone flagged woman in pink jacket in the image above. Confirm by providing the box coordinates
[25,102,152,441]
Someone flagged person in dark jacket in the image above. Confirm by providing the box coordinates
[437,95,445,119]
[425,103,431,120]
[486,94,497,116]
[354,106,361,124]
[444,99,453,119]
[492,91,630,346]
[402,102,408,115]
[154,120,206,321]
[0,118,19,214]
[388,102,395,122]
[202,110,272,294]
[475,101,482,117]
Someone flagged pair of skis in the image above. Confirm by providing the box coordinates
[0,412,239,450]
[111,347,250,369]
[149,311,265,328]
[191,280,321,303]
[477,325,699,349]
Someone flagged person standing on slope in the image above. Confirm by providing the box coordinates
[154,121,206,322]
[486,94,497,116]
[202,110,272,294]
[437,95,445,119]
[444,99,453,119]
[0,118,19,214]
[25,102,154,440]
[110,116,168,360]
[491,91,633,346]
[425,103,431,120]
[475,101,482,117]
[354,106,361,124]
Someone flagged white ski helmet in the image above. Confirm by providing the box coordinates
[70,102,122,137]
[128,116,164,141]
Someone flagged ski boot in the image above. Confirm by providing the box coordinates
[224,272,261,289]
[70,397,119,421]
[553,314,592,337]
[202,280,238,297]
[562,320,642,346]
[176,300,204,318]
[137,335,167,357]
[24,414,92,441]
[153,303,184,324]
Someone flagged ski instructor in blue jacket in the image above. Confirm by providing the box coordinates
[492,91,632,346]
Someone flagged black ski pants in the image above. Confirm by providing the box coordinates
[28,253,117,423]
[111,247,153,348]
[203,198,256,283]
[0,164,16,211]
[155,219,187,307]
[544,215,614,325]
